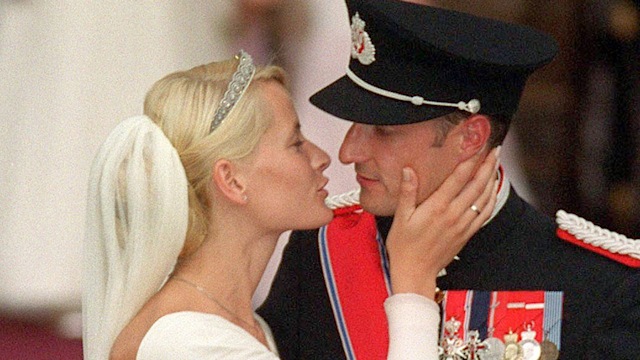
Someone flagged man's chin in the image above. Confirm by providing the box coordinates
[359,191,396,217]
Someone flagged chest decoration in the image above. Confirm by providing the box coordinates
[437,290,562,360]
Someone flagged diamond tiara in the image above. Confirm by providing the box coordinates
[210,50,256,133]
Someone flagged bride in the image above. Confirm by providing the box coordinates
[82,50,498,359]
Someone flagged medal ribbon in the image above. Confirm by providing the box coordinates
[492,291,544,341]
[543,291,563,350]
[319,207,391,360]
[469,290,492,340]
[441,290,474,340]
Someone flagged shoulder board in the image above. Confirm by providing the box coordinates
[325,189,362,216]
[556,210,640,268]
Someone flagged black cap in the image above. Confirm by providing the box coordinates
[310,0,558,125]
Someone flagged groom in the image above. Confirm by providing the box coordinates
[259,0,640,359]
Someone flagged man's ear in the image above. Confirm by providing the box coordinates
[211,159,248,204]
[459,114,491,159]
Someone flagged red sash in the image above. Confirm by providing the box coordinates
[319,206,390,360]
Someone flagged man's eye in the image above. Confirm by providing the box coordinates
[374,126,393,136]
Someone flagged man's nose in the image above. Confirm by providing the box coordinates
[338,123,369,165]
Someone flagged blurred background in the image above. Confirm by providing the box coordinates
[1,0,638,358]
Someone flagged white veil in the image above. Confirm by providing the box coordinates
[82,115,189,359]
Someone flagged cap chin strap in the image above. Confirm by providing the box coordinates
[345,67,481,114]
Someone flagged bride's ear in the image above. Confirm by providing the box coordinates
[211,159,249,204]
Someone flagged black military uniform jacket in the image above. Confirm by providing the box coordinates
[258,189,640,359]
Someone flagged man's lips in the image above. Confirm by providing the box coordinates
[356,173,379,186]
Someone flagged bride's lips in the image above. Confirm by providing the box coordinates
[317,178,329,196]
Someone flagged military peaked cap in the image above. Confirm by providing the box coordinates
[310,0,559,125]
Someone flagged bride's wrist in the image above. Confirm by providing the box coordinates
[390,275,438,300]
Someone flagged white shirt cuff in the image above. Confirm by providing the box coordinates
[384,293,440,360]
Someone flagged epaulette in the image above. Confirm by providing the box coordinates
[325,189,362,216]
[556,210,640,268]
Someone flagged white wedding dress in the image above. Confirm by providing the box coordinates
[137,312,279,360]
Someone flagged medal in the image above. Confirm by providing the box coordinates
[438,317,466,360]
[502,332,523,360]
[479,293,506,360]
[477,293,506,360]
[539,318,562,360]
[464,330,489,360]
[438,291,562,360]
[539,340,559,360]
[480,337,506,360]
[519,323,541,360]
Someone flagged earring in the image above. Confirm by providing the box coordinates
[242,194,248,201]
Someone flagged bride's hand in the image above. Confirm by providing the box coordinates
[386,147,500,299]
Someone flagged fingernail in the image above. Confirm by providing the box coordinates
[495,145,502,159]
[402,168,411,181]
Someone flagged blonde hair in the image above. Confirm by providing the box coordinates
[144,58,287,257]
